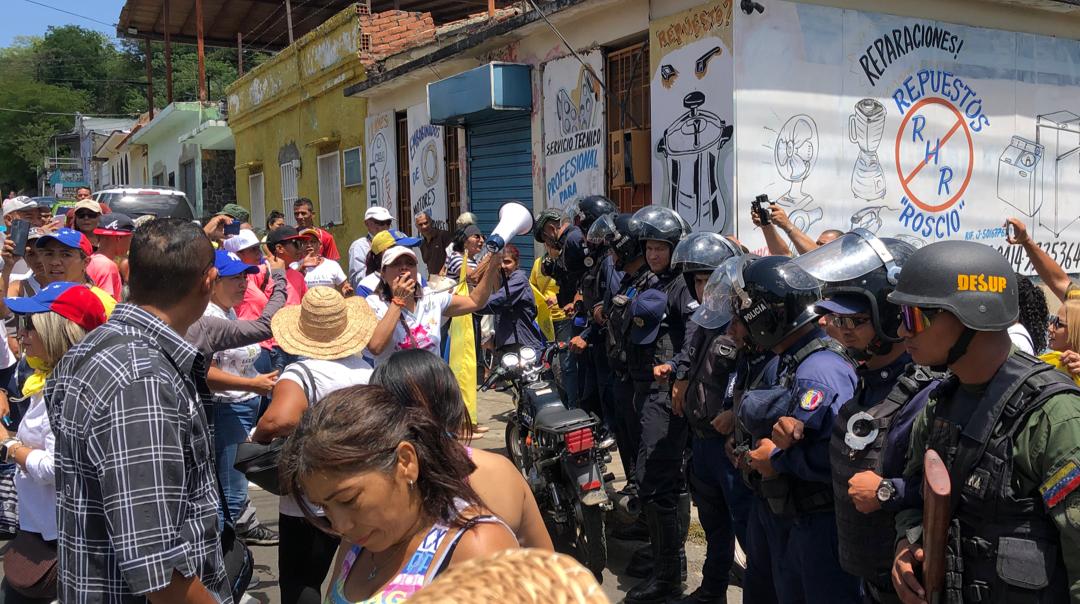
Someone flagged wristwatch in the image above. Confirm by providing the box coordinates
[0,438,20,462]
[876,478,897,503]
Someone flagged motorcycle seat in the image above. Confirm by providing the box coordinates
[533,405,593,432]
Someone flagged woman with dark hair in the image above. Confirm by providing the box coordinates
[477,243,544,355]
[371,349,553,550]
[279,385,519,603]
[1013,274,1049,355]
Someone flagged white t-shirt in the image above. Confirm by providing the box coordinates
[1009,323,1036,355]
[291,259,347,289]
[277,354,374,517]
[203,302,262,404]
[366,290,453,365]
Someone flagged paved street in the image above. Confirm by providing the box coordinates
[242,389,743,603]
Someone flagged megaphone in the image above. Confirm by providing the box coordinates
[485,201,535,252]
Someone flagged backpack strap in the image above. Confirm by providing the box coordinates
[283,362,318,403]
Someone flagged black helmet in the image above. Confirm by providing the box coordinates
[672,232,743,297]
[788,230,915,355]
[588,212,643,270]
[563,196,617,231]
[738,255,821,350]
[534,208,562,243]
[632,205,690,249]
[887,240,1018,331]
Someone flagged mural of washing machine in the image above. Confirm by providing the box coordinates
[997,135,1043,217]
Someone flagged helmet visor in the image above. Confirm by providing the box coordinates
[561,199,583,228]
[787,229,894,285]
[692,256,751,329]
[587,213,617,246]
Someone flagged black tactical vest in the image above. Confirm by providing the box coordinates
[606,268,655,375]
[923,352,1078,604]
[581,257,604,313]
[627,273,683,382]
[685,329,738,439]
[831,364,938,587]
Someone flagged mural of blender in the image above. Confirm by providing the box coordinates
[849,99,887,201]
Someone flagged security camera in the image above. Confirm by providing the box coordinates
[741,0,764,14]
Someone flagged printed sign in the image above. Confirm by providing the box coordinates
[406,103,448,230]
[542,51,606,208]
[734,1,1080,273]
[650,0,735,234]
[365,111,398,224]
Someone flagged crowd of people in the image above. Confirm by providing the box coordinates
[0,186,1077,604]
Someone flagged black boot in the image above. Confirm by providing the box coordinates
[676,491,690,582]
[624,543,654,578]
[625,502,685,603]
[612,515,650,541]
[670,585,727,603]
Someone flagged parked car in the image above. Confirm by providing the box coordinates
[91,187,194,220]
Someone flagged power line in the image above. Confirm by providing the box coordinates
[251,0,322,55]
[0,107,139,117]
[20,0,118,29]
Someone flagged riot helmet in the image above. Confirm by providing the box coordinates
[788,229,916,356]
[695,254,821,349]
[633,205,690,249]
[534,208,563,243]
[672,232,743,299]
[887,240,1018,366]
[587,212,643,270]
[692,254,754,330]
[563,195,617,232]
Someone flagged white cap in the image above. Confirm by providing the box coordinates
[381,245,417,267]
[223,229,261,253]
[365,206,393,222]
[3,196,36,218]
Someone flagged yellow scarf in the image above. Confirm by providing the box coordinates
[21,356,50,397]
[1038,351,1080,386]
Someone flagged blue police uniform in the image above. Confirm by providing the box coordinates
[740,328,861,604]
[553,225,587,406]
[605,265,654,484]
[578,254,622,434]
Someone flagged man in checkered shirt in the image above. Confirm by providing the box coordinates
[47,218,231,603]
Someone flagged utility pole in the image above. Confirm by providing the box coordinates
[285,0,295,45]
[144,37,155,119]
[237,32,244,76]
[196,0,207,102]
[164,0,173,103]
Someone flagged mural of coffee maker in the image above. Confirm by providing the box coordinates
[656,90,734,230]
[848,98,887,201]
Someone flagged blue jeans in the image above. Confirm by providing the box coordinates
[553,319,579,408]
[269,346,301,373]
[214,395,261,527]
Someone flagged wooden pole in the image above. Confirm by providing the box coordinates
[237,32,243,76]
[196,0,207,102]
[144,37,155,119]
[163,0,173,103]
[285,0,295,45]
[488,0,495,17]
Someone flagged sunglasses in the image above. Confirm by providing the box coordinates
[827,315,872,330]
[17,315,34,333]
[74,211,99,219]
[1050,315,1068,330]
[899,305,940,335]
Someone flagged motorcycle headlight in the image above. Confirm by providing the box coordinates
[519,347,537,365]
[501,353,520,369]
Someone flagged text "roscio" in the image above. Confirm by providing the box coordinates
[957,274,1007,293]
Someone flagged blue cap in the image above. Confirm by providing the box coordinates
[389,229,421,248]
[629,289,668,345]
[815,294,871,316]
[35,227,91,255]
[215,249,259,277]
[4,281,107,331]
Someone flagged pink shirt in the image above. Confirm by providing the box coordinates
[237,265,307,350]
[86,253,122,300]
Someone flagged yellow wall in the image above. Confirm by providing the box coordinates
[227,6,369,248]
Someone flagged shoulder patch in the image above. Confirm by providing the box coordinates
[799,389,825,411]
[1041,458,1080,508]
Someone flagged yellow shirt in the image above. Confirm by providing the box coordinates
[530,256,566,322]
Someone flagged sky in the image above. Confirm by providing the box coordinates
[3,0,127,48]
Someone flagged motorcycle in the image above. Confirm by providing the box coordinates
[481,343,612,579]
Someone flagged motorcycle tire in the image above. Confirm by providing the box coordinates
[575,503,607,582]
[504,417,528,473]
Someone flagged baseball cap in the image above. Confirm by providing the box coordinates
[371,229,422,255]
[629,289,668,345]
[36,228,93,256]
[215,249,259,277]
[298,227,321,240]
[3,196,36,218]
[94,213,135,237]
[815,294,871,316]
[217,203,251,224]
[462,225,482,238]
[73,199,103,215]
[265,225,304,248]
[381,246,417,268]
[5,282,107,331]
[223,229,261,253]
[365,206,393,222]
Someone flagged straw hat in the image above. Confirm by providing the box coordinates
[271,286,377,360]
[409,548,609,604]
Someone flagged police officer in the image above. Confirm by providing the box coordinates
[716,254,861,603]
[537,205,589,406]
[889,241,1080,603]
[788,231,933,603]
[669,233,751,603]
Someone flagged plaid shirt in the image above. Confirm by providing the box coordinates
[46,304,232,603]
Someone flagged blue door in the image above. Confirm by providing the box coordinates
[467,115,535,269]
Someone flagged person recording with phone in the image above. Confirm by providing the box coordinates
[750,194,843,256]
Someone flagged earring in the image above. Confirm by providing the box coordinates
[408,479,414,488]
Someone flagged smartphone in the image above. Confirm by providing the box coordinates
[9,219,30,257]
[224,220,241,236]
[751,194,772,225]
[1005,221,1016,240]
